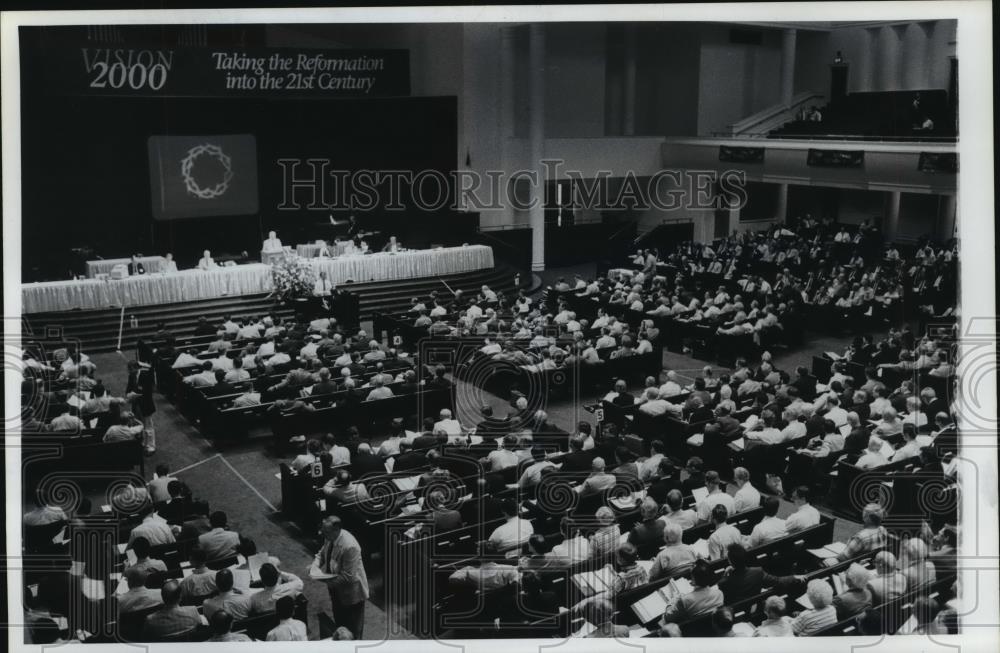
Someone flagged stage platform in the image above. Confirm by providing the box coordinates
[21,245,493,314]
[23,261,520,353]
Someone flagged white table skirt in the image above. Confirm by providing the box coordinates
[296,242,351,258]
[23,245,494,314]
[85,256,168,278]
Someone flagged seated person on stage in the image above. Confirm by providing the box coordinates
[162,252,178,273]
[381,235,401,253]
[197,250,217,270]
[262,230,284,253]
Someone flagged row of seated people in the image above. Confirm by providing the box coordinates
[588,323,957,483]
[146,313,458,443]
[261,367,959,638]
[430,489,956,638]
[563,224,953,353]
[18,347,154,486]
[21,463,338,643]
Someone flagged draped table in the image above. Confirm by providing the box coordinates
[22,245,494,314]
[296,242,351,258]
[84,256,168,278]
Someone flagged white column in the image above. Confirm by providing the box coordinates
[623,24,637,135]
[918,21,937,88]
[775,183,789,222]
[885,191,902,240]
[529,24,546,272]
[498,26,517,226]
[939,194,957,241]
[780,28,797,105]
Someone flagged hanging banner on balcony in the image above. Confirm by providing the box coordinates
[719,146,765,163]
[806,149,864,168]
[918,152,958,174]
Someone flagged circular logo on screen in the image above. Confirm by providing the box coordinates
[180,143,234,199]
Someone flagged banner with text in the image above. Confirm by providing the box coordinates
[31,42,410,98]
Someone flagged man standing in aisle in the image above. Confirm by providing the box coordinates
[310,515,369,639]
[126,359,156,455]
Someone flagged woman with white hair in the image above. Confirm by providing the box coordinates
[898,538,937,589]
[648,522,698,580]
[856,436,889,470]
[716,384,737,413]
[790,579,838,635]
[873,407,903,438]
[588,507,620,561]
[833,563,874,619]
[867,551,907,603]
[754,595,794,637]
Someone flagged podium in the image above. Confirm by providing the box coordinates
[261,248,290,265]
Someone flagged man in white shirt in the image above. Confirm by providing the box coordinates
[211,354,234,371]
[891,424,923,462]
[707,505,743,559]
[249,563,304,616]
[266,596,308,641]
[364,378,394,402]
[484,435,521,471]
[197,250,217,270]
[50,409,83,432]
[480,285,498,303]
[856,436,890,470]
[696,471,736,523]
[637,388,682,417]
[433,409,462,436]
[745,496,786,548]
[488,499,534,555]
[262,231,283,253]
[595,329,617,350]
[313,271,334,296]
[823,395,849,428]
[745,410,786,445]
[128,506,176,547]
[784,486,821,533]
[465,299,484,320]
[147,465,178,503]
[638,440,665,483]
[731,467,761,513]
[658,371,683,397]
[575,458,617,497]
[183,362,217,388]
[516,449,558,490]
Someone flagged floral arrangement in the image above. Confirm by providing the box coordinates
[269,255,317,302]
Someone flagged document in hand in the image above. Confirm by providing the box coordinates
[247,552,269,581]
[309,565,335,580]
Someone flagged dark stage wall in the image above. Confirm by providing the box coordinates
[20,74,458,280]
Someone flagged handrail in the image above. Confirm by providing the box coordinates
[757,132,958,143]
[727,92,825,136]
